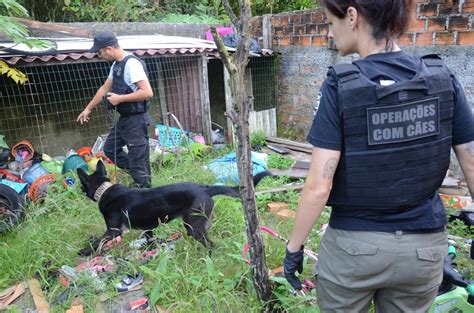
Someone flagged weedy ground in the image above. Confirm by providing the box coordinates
[0,148,471,312]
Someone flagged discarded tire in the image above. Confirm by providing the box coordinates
[0,184,25,234]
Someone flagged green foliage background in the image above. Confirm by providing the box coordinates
[20,0,318,23]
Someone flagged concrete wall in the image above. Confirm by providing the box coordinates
[30,22,213,39]
[250,0,474,141]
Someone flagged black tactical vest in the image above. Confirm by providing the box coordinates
[327,55,455,210]
[111,54,149,115]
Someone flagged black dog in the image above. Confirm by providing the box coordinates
[77,160,270,256]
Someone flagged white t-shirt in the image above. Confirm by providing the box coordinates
[108,55,147,92]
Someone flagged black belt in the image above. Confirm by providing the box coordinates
[390,226,445,235]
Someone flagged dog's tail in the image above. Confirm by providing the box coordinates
[206,170,272,198]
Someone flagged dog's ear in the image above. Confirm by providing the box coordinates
[77,168,89,190]
[96,160,107,177]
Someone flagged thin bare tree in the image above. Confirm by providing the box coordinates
[211,0,274,307]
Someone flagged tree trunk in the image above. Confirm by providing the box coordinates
[212,0,275,308]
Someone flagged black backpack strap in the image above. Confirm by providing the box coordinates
[421,54,451,75]
[330,63,370,92]
[331,63,360,83]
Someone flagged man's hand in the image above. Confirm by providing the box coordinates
[77,108,92,124]
[284,244,304,290]
[106,92,122,106]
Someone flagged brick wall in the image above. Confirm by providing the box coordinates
[251,0,474,141]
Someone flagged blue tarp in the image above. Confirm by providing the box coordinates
[208,152,267,184]
[0,179,27,194]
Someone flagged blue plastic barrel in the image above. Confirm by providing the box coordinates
[23,163,49,185]
[63,154,88,173]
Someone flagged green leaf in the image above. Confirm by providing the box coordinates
[1,0,29,17]
[149,280,162,306]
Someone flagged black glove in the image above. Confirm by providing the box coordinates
[284,244,304,290]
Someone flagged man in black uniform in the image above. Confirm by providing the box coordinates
[77,32,153,188]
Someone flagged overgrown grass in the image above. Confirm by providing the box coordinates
[0,148,320,312]
[0,148,472,312]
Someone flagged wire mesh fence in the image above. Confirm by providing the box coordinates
[0,53,278,156]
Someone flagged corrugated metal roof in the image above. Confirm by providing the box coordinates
[0,35,274,65]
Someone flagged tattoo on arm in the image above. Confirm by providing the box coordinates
[463,141,474,158]
[322,158,338,179]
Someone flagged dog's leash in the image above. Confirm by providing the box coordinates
[112,101,118,184]
[104,92,118,184]
[242,226,319,265]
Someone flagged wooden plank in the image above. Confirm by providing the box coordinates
[262,15,272,49]
[14,18,91,37]
[256,184,304,195]
[270,168,308,179]
[199,56,212,144]
[249,108,277,136]
[265,136,313,153]
[245,67,253,110]
[223,67,235,144]
[27,279,49,313]
[266,144,290,154]
[441,176,460,188]
[266,136,312,149]
[292,161,310,169]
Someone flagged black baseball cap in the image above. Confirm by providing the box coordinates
[90,31,118,53]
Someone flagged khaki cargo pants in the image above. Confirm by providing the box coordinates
[313,226,447,313]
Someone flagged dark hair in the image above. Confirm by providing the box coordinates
[321,0,414,41]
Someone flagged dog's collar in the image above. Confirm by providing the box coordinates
[94,181,114,201]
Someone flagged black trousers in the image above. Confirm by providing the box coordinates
[104,113,151,188]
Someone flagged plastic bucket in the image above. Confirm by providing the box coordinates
[23,163,49,185]
[28,173,56,202]
[87,157,101,172]
[76,146,93,161]
[63,154,88,174]
[11,140,35,163]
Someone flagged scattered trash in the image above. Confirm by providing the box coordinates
[28,173,56,202]
[0,282,26,309]
[208,151,267,184]
[0,184,26,234]
[114,273,144,293]
[0,179,27,194]
[155,124,189,149]
[76,146,93,161]
[211,128,225,145]
[63,154,88,174]
[0,135,10,167]
[23,163,49,185]
[41,160,63,174]
[11,140,35,163]
[91,134,109,155]
[63,177,76,187]
[440,193,473,209]
[0,168,24,183]
[59,265,106,291]
[124,297,149,311]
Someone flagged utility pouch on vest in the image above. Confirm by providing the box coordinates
[102,94,113,111]
[327,55,455,210]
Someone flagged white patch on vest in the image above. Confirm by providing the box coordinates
[380,80,395,86]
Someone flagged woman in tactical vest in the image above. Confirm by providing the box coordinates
[283,0,474,311]
[77,32,153,188]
